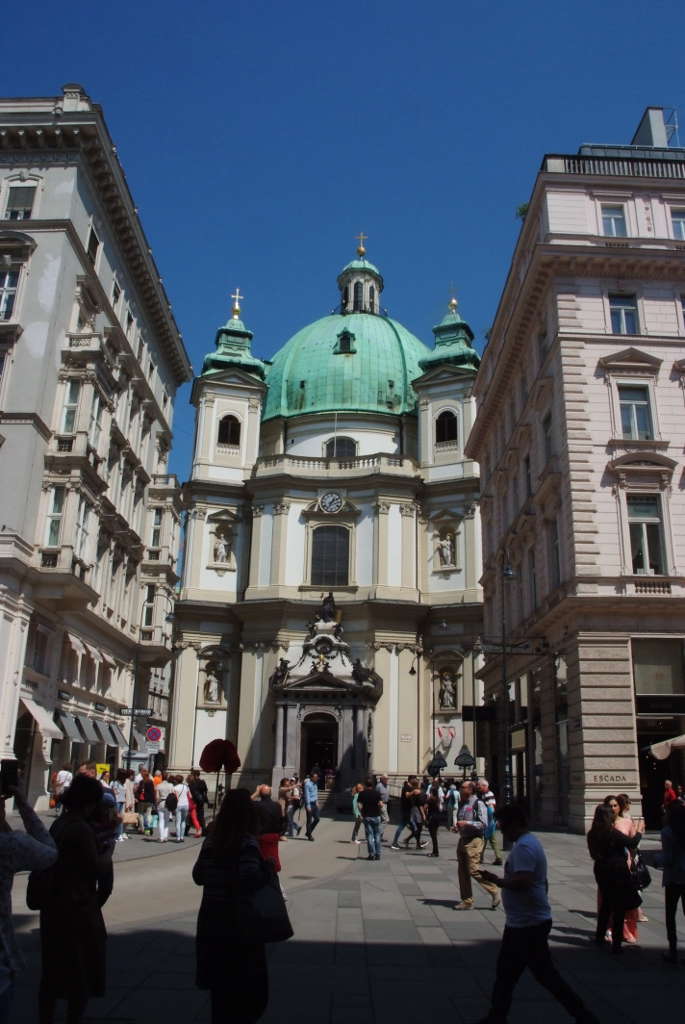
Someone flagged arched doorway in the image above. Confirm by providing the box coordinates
[301,713,338,783]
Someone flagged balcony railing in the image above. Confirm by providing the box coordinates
[255,452,418,478]
[544,153,685,180]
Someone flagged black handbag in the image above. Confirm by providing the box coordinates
[632,850,651,891]
[237,859,293,943]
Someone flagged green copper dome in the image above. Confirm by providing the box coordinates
[262,312,431,421]
[418,300,480,374]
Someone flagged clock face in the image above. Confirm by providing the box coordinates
[320,491,343,514]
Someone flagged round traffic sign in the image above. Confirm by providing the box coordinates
[146,726,162,742]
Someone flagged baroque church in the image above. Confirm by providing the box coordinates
[168,243,484,792]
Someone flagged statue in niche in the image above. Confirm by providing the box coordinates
[268,658,290,689]
[203,663,222,704]
[438,668,459,709]
[318,591,336,622]
[213,527,231,564]
[438,531,455,567]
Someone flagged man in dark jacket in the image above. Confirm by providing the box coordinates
[252,785,285,835]
[134,768,155,835]
[188,771,209,836]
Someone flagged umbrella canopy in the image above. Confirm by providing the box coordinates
[649,734,685,761]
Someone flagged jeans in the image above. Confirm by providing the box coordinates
[287,803,300,836]
[137,801,153,832]
[392,814,411,846]
[379,804,389,840]
[158,807,171,841]
[305,803,320,836]
[351,817,363,841]
[363,816,382,858]
[175,806,188,839]
[665,884,685,952]
[487,921,590,1022]
[115,800,124,839]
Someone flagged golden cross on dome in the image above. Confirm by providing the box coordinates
[231,287,243,318]
[448,280,458,312]
[355,231,367,256]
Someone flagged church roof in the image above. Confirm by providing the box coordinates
[418,299,480,374]
[262,311,431,421]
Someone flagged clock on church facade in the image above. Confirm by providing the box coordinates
[167,244,484,798]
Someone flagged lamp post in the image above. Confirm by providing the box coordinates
[125,590,175,772]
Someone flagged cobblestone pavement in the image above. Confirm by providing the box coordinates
[8,817,683,1022]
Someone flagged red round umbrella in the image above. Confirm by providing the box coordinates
[199,739,241,774]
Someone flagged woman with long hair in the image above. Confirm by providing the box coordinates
[587,802,641,954]
[193,788,269,1023]
[38,775,107,1024]
[661,799,685,963]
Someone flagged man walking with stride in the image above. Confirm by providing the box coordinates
[474,804,599,1024]
[304,772,320,841]
[455,781,500,910]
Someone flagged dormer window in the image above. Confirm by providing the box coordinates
[339,335,352,354]
[334,329,356,355]
[218,414,240,446]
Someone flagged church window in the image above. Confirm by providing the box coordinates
[353,282,363,312]
[218,414,241,446]
[342,286,349,312]
[325,436,356,458]
[369,285,375,313]
[339,334,351,353]
[311,525,349,586]
[436,410,458,445]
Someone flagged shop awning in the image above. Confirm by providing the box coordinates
[649,734,685,760]
[20,697,63,740]
[56,710,82,742]
[101,652,116,669]
[66,633,86,657]
[84,642,102,665]
[93,720,116,746]
[75,715,99,744]
[109,723,129,748]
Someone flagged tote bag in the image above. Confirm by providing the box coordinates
[237,859,293,943]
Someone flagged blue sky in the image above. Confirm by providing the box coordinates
[3,0,684,478]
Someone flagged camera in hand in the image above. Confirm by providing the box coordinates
[0,760,19,797]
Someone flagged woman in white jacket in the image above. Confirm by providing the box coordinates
[173,775,190,842]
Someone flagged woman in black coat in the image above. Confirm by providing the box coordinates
[193,788,269,1024]
[38,775,108,1024]
[587,803,642,954]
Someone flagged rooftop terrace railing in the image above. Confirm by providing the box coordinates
[543,153,685,180]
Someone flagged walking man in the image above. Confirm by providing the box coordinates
[375,774,390,842]
[478,778,503,865]
[304,772,320,841]
[455,781,500,910]
[391,775,417,850]
[358,779,384,861]
[474,804,599,1024]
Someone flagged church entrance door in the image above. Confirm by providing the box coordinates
[301,713,338,786]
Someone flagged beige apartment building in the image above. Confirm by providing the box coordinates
[466,108,685,830]
[0,85,191,805]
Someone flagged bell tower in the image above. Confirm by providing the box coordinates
[336,234,384,314]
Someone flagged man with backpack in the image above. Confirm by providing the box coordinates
[454,780,501,911]
[478,778,503,865]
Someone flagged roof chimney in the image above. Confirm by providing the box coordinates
[60,83,89,112]
[631,107,669,147]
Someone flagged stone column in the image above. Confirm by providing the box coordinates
[270,503,289,585]
[247,506,264,590]
[400,504,415,590]
[374,502,389,588]
[166,644,199,772]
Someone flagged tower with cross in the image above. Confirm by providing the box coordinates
[337,234,384,314]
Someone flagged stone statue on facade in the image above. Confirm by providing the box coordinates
[268,657,290,689]
[204,666,221,703]
[439,669,458,709]
[318,591,337,622]
[213,530,231,564]
[438,532,455,567]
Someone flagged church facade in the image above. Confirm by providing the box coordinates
[168,247,483,792]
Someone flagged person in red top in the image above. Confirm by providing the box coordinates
[664,780,678,810]
[252,785,285,871]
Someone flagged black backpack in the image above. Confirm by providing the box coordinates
[165,790,178,812]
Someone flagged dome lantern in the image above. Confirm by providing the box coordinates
[418,297,480,374]
[201,289,267,380]
[336,234,384,315]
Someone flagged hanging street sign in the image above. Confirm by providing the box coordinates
[120,708,153,717]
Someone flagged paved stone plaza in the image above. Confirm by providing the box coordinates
[8,815,683,1022]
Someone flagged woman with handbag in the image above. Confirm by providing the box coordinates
[587,803,642,954]
[193,788,292,1023]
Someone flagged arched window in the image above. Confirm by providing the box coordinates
[218,415,241,446]
[342,286,349,312]
[436,410,458,445]
[311,525,349,586]
[353,281,363,312]
[369,285,375,313]
[325,436,356,458]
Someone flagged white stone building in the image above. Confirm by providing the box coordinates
[0,85,191,804]
[465,108,685,830]
[169,248,484,794]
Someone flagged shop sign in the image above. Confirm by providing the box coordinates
[636,695,685,716]
[590,773,628,785]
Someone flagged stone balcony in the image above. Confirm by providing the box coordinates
[253,452,419,481]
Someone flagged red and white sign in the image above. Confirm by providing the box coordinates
[146,726,162,743]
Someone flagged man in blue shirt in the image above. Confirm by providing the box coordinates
[474,804,599,1024]
[303,773,320,841]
